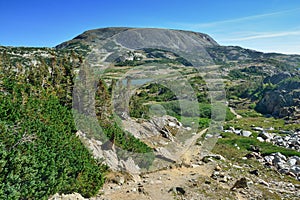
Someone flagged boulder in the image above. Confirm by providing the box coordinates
[242,130,252,137]
[259,132,273,140]
[290,166,300,175]
[287,158,297,166]
[168,187,186,195]
[257,137,265,142]
[252,127,264,132]
[272,152,287,161]
[249,169,259,176]
[264,155,274,163]
[231,177,248,190]
[258,179,270,187]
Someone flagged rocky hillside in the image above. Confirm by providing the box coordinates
[56,27,300,120]
[256,73,300,119]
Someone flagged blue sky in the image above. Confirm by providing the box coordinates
[1,0,300,54]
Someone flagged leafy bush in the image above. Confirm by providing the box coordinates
[101,122,155,169]
[0,82,107,199]
[228,69,248,80]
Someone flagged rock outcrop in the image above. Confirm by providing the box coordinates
[256,73,300,119]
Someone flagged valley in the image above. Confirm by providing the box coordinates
[0,27,300,199]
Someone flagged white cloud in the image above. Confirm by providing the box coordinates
[173,7,300,55]
[179,7,300,29]
[224,30,300,41]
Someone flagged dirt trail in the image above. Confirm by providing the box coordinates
[94,128,220,200]
[180,128,207,165]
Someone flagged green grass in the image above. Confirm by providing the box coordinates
[235,109,262,118]
[218,132,300,157]
[224,116,300,132]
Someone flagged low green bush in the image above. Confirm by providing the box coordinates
[0,82,107,199]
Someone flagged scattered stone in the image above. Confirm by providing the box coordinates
[215,165,222,171]
[202,154,225,162]
[245,152,262,159]
[287,158,297,166]
[258,179,269,187]
[287,171,296,177]
[168,122,177,127]
[205,134,214,138]
[118,176,125,185]
[242,130,252,137]
[232,164,243,169]
[137,184,145,194]
[253,127,264,132]
[264,155,274,163]
[142,174,149,179]
[234,143,240,150]
[290,166,300,175]
[272,152,287,161]
[186,127,192,131]
[231,177,248,190]
[257,137,265,142]
[219,176,228,183]
[168,187,186,195]
[259,132,273,140]
[175,187,186,195]
[191,164,200,168]
[249,169,259,176]
[202,157,214,163]
[249,145,260,152]
[234,130,241,135]
[211,171,219,180]
[261,152,300,180]
[213,154,226,161]
[49,193,87,200]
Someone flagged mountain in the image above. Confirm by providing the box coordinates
[56,27,219,49]
[1,27,300,200]
[56,27,300,120]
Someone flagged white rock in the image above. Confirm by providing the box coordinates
[268,127,275,131]
[272,152,287,161]
[290,166,300,175]
[287,158,297,166]
[264,155,274,163]
[257,137,265,142]
[242,130,252,137]
[168,122,176,127]
[186,127,192,131]
[259,132,273,140]
[258,179,270,187]
[205,134,213,138]
[253,127,264,132]
[191,164,200,168]
[232,164,243,169]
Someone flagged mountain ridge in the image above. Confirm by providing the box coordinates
[55,27,219,50]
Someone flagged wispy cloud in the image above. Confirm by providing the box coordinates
[180,8,300,28]
[224,30,300,41]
